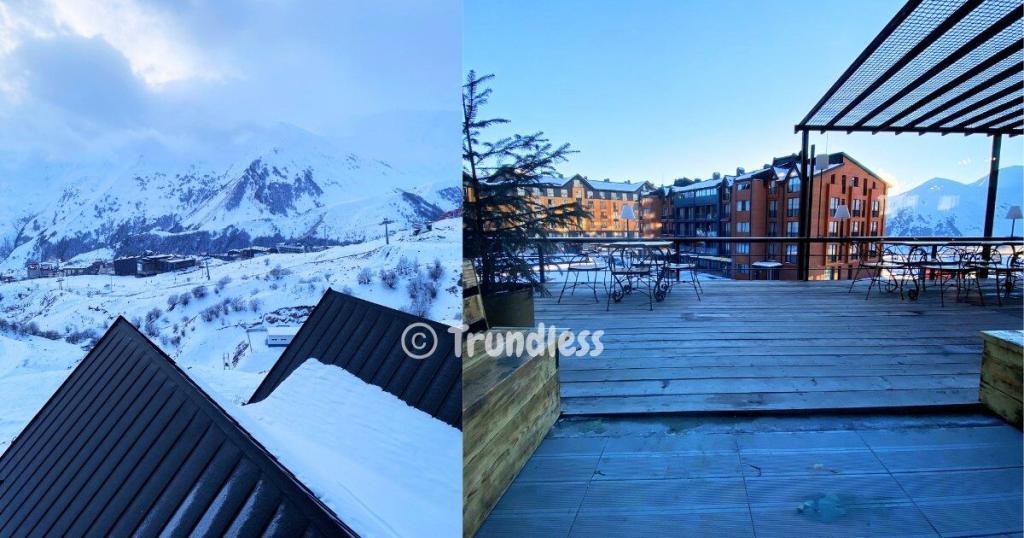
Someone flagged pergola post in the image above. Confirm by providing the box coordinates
[983,133,1002,239]
[982,133,1002,267]
[797,129,810,280]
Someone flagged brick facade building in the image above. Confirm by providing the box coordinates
[530,175,654,237]
[726,152,887,280]
[641,152,887,280]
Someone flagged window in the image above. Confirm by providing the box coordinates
[768,200,778,218]
[870,221,879,235]
[786,197,799,217]
[841,175,847,194]
[852,198,863,217]
[768,182,778,195]
[546,188,554,197]
[736,243,750,254]
[737,221,750,233]
[787,221,799,237]
[851,221,861,236]
[736,200,750,212]
[767,243,779,257]
[785,244,798,263]
[852,177,859,187]
[737,182,750,191]
[829,197,840,216]
[828,221,838,237]
[872,199,881,217]
[723,222,731,234]
[827,243,839,262]
[787,176,800,193]
[767,222,777,236]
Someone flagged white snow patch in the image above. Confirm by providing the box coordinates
[237,361,461,538]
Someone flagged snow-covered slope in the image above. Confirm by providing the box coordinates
[0,124,460,272]
[887,166,1023,236]
[0,219,461,454]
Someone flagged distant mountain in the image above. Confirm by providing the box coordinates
[0,125,460,271]
[886,165,1023,237]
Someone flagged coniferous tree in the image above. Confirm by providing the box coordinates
[462,71,589,294]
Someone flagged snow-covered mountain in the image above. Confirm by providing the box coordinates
[0,125,461,271]
[886,165,1023,237]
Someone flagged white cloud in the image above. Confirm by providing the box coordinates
[47,0,220,86]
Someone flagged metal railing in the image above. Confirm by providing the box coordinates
[530,235,1024,282]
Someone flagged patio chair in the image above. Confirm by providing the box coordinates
[657,249,701,301]
[860,246,924,301]
[968,247,1018,306]
[919,246,983,307]
[606,247,655,311]
[557,251,606,304]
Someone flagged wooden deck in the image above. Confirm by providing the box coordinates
[478,413,1023,537]
[539,278,1022,415]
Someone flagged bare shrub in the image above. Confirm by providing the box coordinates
[357,267,373,285]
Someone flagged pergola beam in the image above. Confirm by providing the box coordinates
[974,108,1024,129]
[853,8,1021,129]
[796,0,924,129]
[799,123,1021,136]
[823,0,983,128]
[902,60,1023,128]
[876,40,1023,130]
[946,97,1023,129]
[925,83,1023,128]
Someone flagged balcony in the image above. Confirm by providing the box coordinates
[480,257,1023,537]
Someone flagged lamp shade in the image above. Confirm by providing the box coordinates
[620,204,636,220]
[832,204,851,220]
[1006,205,1022,220]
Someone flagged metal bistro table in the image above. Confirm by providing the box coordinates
[598,241,673,310]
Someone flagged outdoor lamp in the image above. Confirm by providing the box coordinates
[620,204,637,238]
[1006,205,1022,236]
[833,204,851,220]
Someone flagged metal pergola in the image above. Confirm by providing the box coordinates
[793,0,1023,279]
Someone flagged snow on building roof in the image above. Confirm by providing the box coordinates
[267,326,301,337]
[584,178,649,192]
[676,177,725,192]
[0,318,354,536]
[249,289,461,429]
[240,361,461,538]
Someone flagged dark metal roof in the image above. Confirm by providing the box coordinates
[797,0,1023,136]
[249,289,462,429]
[0,318,355,537]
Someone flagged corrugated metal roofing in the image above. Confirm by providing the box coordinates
[0,318,355,537]
[249,290,462,429]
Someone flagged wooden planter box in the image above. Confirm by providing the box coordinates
[979,330,1023,428]
[462,331,559,537]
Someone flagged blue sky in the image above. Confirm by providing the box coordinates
[464,0,1022,193]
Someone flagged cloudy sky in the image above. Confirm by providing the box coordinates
[0,0,460,170]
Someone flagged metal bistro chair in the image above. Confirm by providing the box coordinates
[557,250,607,304]
[859,245,924,301]
[966,247,1017,306]
[606,245,656,311]
[657,247,702,301]
[920,246,983,307]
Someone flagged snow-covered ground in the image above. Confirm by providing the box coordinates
[237,361,461,537]
[0,218,461,455]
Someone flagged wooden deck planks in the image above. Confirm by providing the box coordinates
[538,279,1022,414]
[477,415,1024,537]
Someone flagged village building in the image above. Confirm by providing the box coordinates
[0,318,356,536]
[528,175,655,238]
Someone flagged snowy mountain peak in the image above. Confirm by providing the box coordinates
[886,166,1023,237]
